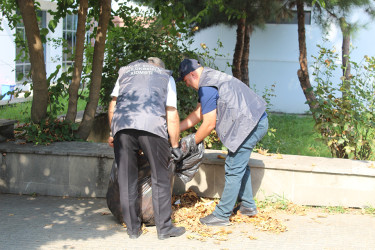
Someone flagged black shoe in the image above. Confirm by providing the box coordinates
[239,205,258,217]
[158,226,186,240]
[127,229,142,239]
[199,213,230,226]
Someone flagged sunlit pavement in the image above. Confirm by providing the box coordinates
[1,194,375,250]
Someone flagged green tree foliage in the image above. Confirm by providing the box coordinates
[101,2,223,121]
[311,45,375,160]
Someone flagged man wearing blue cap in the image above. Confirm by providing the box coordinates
[178,58,268,226]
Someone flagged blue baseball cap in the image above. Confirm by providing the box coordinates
[177,59,201,82]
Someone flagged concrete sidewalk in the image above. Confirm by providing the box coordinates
[1,194,375,250]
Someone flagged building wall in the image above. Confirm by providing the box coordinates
[0,17,16,86]
[189,8,375,114]
[0,0,63,95]
[40,0,63,80]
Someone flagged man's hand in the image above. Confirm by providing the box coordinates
[108,136,114,148]
[171,147,183,162]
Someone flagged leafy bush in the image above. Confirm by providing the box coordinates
[311,45,375,160]
[101,4,197,118]
[15,119,80,145]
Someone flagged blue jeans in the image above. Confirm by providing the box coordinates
[213,117,269,220]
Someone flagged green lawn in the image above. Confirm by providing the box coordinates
[261,114,331,157]
[0,101,32,123]
[0,95,87,123]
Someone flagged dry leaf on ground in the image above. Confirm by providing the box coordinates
[171,189,287,240]
[257,148,273,156]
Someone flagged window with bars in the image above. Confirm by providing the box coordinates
[15,10,46,83]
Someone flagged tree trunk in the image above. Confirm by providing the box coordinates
[65,0,88,123]
[342,34,351,79]
[16,0,48,123]
[241,24,253,86]
[296,0,318,111]
[232,17,245,80]
[76,0,112,140]
[339,17,351,96]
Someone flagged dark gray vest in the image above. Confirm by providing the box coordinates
[199,67,267,152]
[111,60,170,139]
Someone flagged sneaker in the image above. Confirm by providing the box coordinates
[158,226,186,240]
[239,205,258,217]
[199,213,230,226]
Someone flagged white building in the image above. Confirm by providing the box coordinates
[191,7,375,113]
[1,1,374,113]
[0,0,74,100]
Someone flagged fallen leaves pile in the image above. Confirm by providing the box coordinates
[171,189,287,241]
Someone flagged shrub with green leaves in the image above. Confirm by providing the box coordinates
[101,4,199,119]
[16,119,80,145]
[311,45,375,160]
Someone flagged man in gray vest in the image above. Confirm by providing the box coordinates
[177,58,269,226]
[108,57,185,239]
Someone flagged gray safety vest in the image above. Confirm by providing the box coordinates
[111,60,171,139]
[199,67,267,152]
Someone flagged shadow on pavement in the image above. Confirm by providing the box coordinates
[0,194,119,249]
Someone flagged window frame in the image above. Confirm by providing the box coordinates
[62,14,78,72]
[15,10,47,83]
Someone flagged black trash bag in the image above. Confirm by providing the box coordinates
[175,134,205,183]
[106,152,175,226]
[138,176,154,225]
[106,160,123,223]
[106,134,204,225]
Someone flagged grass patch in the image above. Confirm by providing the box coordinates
[0,101,32,123]
[0,93,88,123]
[324,206,347,214]
[363,206,375,215]
[260,113,331,157]
[255,194,375,216]
[256,194,291,210]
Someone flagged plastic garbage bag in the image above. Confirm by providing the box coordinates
[137,176,153,225]
[106,134,204,225]
[106,153,172,226]
[175,134,205,183]
[106,160,122,223]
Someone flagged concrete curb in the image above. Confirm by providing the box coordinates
[1,141,375,207]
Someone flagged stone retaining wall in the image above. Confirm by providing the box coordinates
[1,141,375,207]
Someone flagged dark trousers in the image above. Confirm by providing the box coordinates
[114,129,173,234]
